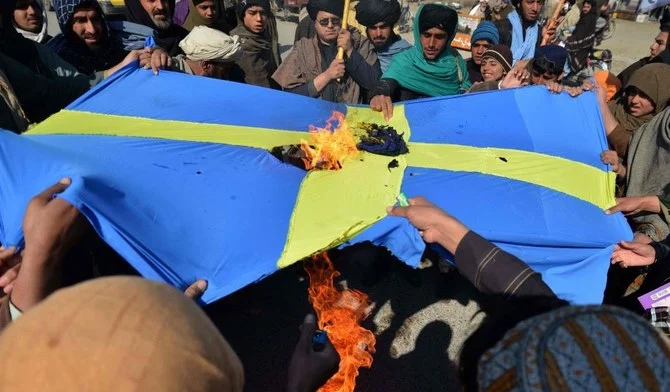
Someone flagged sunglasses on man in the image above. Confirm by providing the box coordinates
[317,17,342,27]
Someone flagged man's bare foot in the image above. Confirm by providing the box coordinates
[184,279,207,300]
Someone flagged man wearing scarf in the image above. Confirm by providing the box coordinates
[48,0,128,76]
[124,0,188,55]
[603,108,670,310]
[369,4,470,120]
[229,0,282,89]
[0,4,139,131]
[169,25,242,78]
[494,0,555,63]
[0,2,87,80]
[600,63,670,159]
[354,0,411,74]
[272,0,380,104]
[615,106,670,243]
[12,0,50,44]
[181,0,229,32]
[0,0,119,125]
[564,0,596,77]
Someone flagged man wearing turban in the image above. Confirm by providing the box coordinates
[273,0,381,104]
[493,0,556,63]
[170,25,243,79]
[370,3,470,119]
[355,0,411,73]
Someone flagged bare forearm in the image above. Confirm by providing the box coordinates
[435,219,470,254]
[10,250,62,312]
[103,63,125,78]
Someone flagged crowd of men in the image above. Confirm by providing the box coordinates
[2,0,670,389]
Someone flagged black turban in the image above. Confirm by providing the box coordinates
[418,3,457,37]
[355,0,401,27]
[307,0,345,20]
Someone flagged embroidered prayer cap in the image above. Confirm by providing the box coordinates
[477,305,670,391]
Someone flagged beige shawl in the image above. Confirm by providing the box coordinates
[272,28,377,104]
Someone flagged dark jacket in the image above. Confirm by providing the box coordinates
[466,58,483,83]
[455,230,568,389]
[0,52,89,125]
[369,78,426,102]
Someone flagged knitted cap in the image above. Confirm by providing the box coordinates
[471,21,499,45]
[482,44,512,73]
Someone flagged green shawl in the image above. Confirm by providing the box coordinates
[381,4,471,97]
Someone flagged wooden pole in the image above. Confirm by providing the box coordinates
[336,0,351,81]
[541,0,566,45]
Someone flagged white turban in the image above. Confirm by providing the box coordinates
[179,26,243,63]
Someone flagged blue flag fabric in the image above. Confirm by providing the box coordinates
[0,66,632,304]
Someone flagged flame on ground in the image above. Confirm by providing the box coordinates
[305,253,376,392]
[301,111,358,170]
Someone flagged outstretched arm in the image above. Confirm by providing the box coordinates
[387,197,557,299]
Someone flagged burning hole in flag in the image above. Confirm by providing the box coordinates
[270,111,408,171]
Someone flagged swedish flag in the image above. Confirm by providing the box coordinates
[0,65,632,304]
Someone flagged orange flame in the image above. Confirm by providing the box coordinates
[305,253,376,392]
[300,111,358,170]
